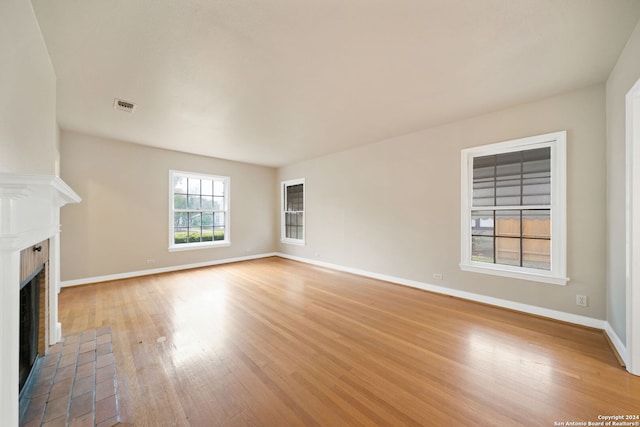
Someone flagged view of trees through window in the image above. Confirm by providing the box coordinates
[172,172,227,245]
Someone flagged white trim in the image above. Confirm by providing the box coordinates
[625,77,640,376]
[460,262,568,285]
[0,174,80,427]
[277,253,603,330]
[60,252,277,287]
[280,178,305,244]
[168,241,231,252]
[0,225,60,253]
[460,131,568,285]
[49,228,62,345]
[0,174,81,206]
[168,170,230,251]
[604,321,628,367]
[280,238,306,246]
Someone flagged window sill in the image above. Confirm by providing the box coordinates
[459,262,569,286]
[169,241,231,252]
[280,239,306,246]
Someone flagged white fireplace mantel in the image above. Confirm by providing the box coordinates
[0,174,80,250]
[0,173,80,427]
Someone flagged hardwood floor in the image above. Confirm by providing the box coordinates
[58,257,640,426]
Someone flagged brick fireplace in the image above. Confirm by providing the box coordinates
[0,174,80,427]
[19,239,50,393]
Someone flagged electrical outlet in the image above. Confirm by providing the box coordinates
[433,273,443,280]
[146,259,156,264]
[576,294,588,307]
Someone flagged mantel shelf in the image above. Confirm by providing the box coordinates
[0,174,81,205]
[0,174,80,252]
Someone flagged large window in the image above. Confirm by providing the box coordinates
[169,170,230,251]
[460,131,567,285]
[281,178,305,245]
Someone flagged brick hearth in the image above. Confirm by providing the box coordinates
[19,327,121,427]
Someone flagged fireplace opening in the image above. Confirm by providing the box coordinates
[19,264,43,393]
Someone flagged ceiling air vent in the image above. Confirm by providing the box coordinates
[113,98,137,113]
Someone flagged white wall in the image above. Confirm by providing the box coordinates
[60,130,277,282]
[0,1,60,425]
[606,19,640,345]
[0,0,58,174]
[279,84,606,319]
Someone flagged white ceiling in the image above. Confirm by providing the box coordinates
[32,0,640,167]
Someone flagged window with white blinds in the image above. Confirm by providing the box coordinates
[460,132,568,285]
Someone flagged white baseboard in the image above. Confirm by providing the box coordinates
[60,252,278,287]
[53,322,62,344]
[61,250,612,333]
[276,253,607,330]
[60,251,629,369]
[604,321,628,366]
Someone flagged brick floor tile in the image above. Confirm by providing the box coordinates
[95,378,115,402]
[42,395,69,423]
[37,364,57,383]
[69,411,94,427]
[22,416,43,427]
[47,343,63,355]
[96,353,115,369]
[96,415,120,427]
[20,327,121,427]
[30,378,53,398]
[76,360,95,379]
[97,333,112,345]
[53,364,75,382]
[96,364,116,383]
[97,342,113,356]
[42,352,61,367]
[59,352,78,368]
[80,331,96,343]
[96,326,111,336]
[48,377,73,400]
[69,391,94,419]
[79,340,97,354]
[72,375,95,398]
[77,350,96,367]
[22,394,47,423]
[41,415,67,427]
[95,395,117,424]
[62,342,79,355]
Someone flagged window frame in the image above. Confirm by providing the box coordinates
[169,169,230,252]
[281,178,306,245]
[460,131,568,285]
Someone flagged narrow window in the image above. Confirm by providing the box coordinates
[460,132,567,285]
[169,170,230,251]
[281,178,305,245]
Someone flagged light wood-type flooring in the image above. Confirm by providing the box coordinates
[58,257,640,426]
